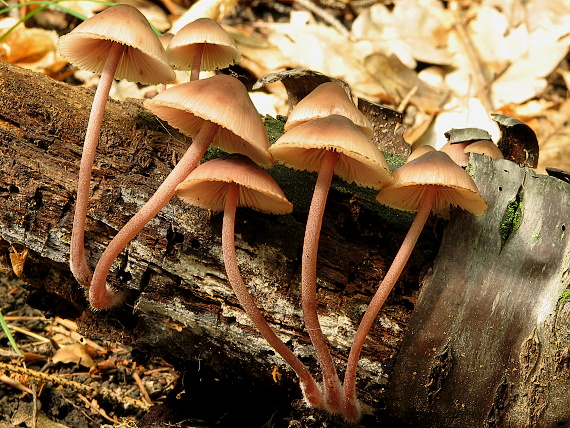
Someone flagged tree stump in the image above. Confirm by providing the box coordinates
[386,155,570,427]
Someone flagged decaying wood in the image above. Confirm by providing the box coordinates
[0,61,437,421]
[386,155,570,427]
[2,60,568,426]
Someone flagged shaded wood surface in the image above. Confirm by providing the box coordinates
[386,155,570,427]
[0,61,437,422]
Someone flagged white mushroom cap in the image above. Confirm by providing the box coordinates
[57,4,175,85]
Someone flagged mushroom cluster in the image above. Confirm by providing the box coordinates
[58,7,493,422]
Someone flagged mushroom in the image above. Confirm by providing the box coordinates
[440,128,494,167]
[166,17,241,81]
[464,140,504,160]
[270,114,392,414]
[89,74,272,309]
[342,150,488,421]
[175,154,323,409]
[57,4,175,286]
[284,81,373,136]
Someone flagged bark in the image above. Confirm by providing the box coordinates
[3,60,568,426]
[386,155,570,427]
[0,61,435,420]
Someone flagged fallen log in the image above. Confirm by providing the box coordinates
[3,60,567,427]
[0,61,437,425]
[386,155,570,427]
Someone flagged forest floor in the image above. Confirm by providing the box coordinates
[1,0,569,426]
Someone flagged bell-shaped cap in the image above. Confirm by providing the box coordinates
[270,114,392,189]
[376,150,488,216]
[144,74,273,168]
[57,4,175,85]
[175,155,292,214]
[464,140,504,159]
[167,18,241,71]
[407,145,435,163]
[284,82,373,137]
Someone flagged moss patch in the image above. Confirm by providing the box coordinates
[499,186,523,248]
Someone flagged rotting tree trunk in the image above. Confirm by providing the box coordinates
[0,61,437,423]
[385,155,570,427]
[2,60,569,426]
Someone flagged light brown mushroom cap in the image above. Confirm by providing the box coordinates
[376,150,488,216]
[167,18,241,71]
[270,114,392,189]
[57,4,175,85]
[439,141,470,167]
[464,140,504,159]
[175,155,293,214]
[284,82,373,137]
[407,145,435,163]
[143,74,273,168]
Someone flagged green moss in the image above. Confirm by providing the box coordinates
[559,288,570,303]
[202,146,227,162]
[499,186,523,248]
[263,115,287,145]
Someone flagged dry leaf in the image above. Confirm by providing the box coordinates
[52,343,98,368]
[351,0,455,68]
[170,0,238,33]
[0,18,58,64]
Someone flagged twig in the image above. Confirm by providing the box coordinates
[0,362,150,410]
[450,4,494,111]
[132,371,153,405]
[294,0,350,38]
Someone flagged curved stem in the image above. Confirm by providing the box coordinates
[190,44,204,81]
[89,121,219,309]
[70,42,125,287]
[342,187,437,422]
[222,183,324,408]
[302,150,343,414]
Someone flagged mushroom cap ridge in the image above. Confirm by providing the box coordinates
[144,74,273,168]
[284,82,373,138]
[176,154,292,214]
[57,4,175,85]
[167,18,241,71]
[376,150,488,216]
[270,114,392,189]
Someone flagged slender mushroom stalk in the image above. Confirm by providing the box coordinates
[301,150,343,413]
[57,4,175,286]
[89,75,272,309]
[176,155,324,408]
[270,115,392,415]
[189,44,205,81]
[89,121,218,309]
[342,150,488,422]
[70,43,125,286]
[343,188,437,422]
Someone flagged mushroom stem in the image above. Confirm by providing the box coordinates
[190,44,204,81]
[302,150,343,414]
[222,183,324,409]
[89,120,219,309]
[70,42,126,287]
[342,187,437,422]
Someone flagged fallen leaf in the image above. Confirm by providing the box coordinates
[52,343,98,368]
